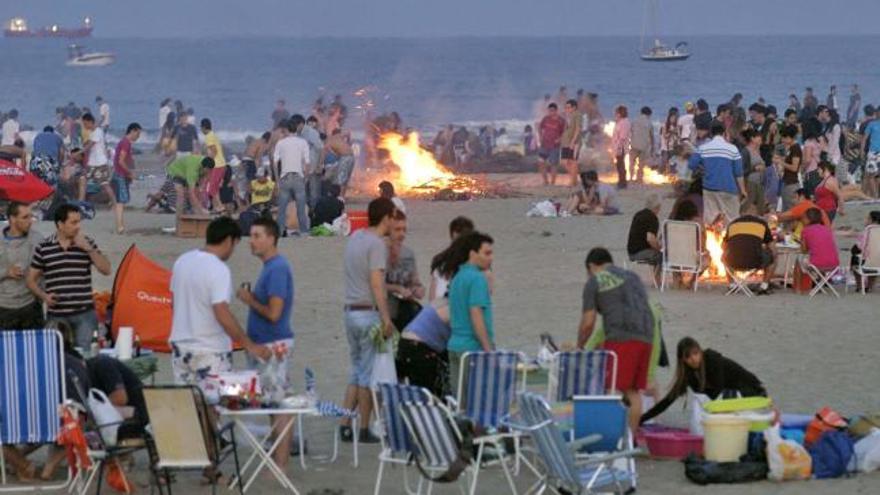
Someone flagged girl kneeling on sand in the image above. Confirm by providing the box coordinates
[640,337,766,425]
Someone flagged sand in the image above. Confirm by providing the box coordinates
[31,153,880,494]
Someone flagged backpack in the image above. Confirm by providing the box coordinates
[808,430,855,479]
[805,406,848,447]
[412,414,476,483]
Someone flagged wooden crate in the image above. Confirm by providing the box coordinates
[176,215,212,238]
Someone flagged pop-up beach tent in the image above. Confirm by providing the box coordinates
[110,245,173,352]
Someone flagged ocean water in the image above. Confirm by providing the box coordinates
[1,35,879,144]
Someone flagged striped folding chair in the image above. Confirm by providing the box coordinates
[0,329,70,492]
[548,350,618,402]
[296,368,359,469]
[507,392,638,495]
[399,400,517,495]
[371,383,434,495]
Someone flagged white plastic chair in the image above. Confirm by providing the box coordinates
[854,225,880,295]
[659,220,704,292]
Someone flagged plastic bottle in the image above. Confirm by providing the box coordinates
[89,330,99,357]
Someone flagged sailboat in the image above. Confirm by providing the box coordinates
[640,0,690,62]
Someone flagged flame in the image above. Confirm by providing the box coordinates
[377,131,473,193]
[703,227,727,279]
[602,121,671,185]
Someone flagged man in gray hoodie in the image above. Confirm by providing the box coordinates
[0,202,44,329]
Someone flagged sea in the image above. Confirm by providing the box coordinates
[1,35,879,146]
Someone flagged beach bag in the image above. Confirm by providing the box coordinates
[683,453,768,485]
[88,388,124,447]
[765,424,811,481]
[805,407,848,447]
[808,430,855,479]
[853,429,880,473]
[370,339,397,390]
[413,414,477,483]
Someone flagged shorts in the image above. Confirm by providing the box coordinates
[170,175,189,188]
[205,166,226,197]
[561,147,575,160]
[171,343,233,391]
[0,300,45,331]
[246,338,294,401]
[112,174,130,204]
[629,248,662,266]
[725,248,774,271]
[703,190,740,226]
[344,309,380,387]
[87,165,111,185]
[538,147,561,165]
[866,151,880,176]
[602,340,651,392]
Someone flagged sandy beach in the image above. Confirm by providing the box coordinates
[28,150,879,494]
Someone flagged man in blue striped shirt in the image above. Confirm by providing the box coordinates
[688,121,746,226]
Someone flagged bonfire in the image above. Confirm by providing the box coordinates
[601,121,673,185]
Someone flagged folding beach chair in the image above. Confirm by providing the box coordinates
[800,259,842,298]
[0,329,70,493]
[371,383,433,495]
[660,220,704,292]
[724,264,759,297]
[143,386,243,495]
[547,351,617,403]
[399,399,517,495]
[296,368,359,469]
[622,258,659,289]
[507,392,639,495]
[572,395,640,489]
[853,225,880,295]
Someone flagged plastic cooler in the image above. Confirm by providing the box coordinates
[641,425,703,460]
[348,210,368,235]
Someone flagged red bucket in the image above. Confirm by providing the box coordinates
[349,210,368,235]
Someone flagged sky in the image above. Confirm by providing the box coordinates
[2,0,878,38]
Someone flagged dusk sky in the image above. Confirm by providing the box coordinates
[2,0,878,38]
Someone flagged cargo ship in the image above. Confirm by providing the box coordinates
[4,17,93,38]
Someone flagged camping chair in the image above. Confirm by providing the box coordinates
[296,367,359,469]
[853,225,880,295]
[0,329,71,493]
[454,351,529,478]
[800,258,842,298]
[399,399,517,495]
[723,263,760,297]
[572,395,640,489]
[547,351,617,402]
[142,386,243,495]
[371,383,434,495]
[506,392,639,495]
[660,220,704,292]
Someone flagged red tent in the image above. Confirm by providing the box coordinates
[0,159,53,203]
[110,245,173,352]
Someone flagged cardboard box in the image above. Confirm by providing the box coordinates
[176,215,212,238]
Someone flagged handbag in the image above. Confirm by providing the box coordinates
[87,388,124,446]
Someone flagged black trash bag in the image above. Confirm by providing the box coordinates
[683,453,768,485]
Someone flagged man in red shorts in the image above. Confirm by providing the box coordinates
[576,247,654,433]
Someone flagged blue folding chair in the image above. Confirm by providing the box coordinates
[0,329,70,492]
[572,395,639,489]
[296,368,359,468]
[371,383,433,495]
[508,392,639,495]
[548,351,617,402]
[399,400,517,495]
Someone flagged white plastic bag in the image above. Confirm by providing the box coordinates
[854,428,880,473]
[688,390,711,435]
[370,339,397,390]
[88,388,124,446]
[527,200,558,218]
[765,424,812,481]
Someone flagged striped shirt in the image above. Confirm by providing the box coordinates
[30,235,97,316]
[688,136,743,194]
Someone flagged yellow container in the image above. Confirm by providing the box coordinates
[702,415,751,462]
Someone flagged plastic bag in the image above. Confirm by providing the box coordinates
[370,338,397,390]
[683,453,768,485]
[526,200,558,217]
[88,388,124,447]
[688,390,711,435]
[853,428,880,473]
[765,424,812,481]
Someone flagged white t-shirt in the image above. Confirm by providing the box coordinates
[273,135,310,177]
[1,119,19,146]
[99,103,110,127]
[432,269,449,299]
[169,249,233,353]
[678,114,695,142]
[87,127,109,166]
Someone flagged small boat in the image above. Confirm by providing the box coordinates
[66,44,115,67]
[640,40,690,62]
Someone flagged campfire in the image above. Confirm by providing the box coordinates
[601,121,672,185]
[702,227,727,279]
[376,131,512,200]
